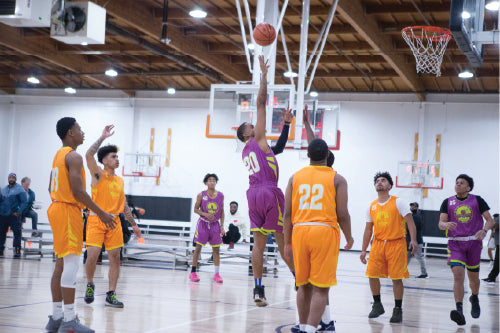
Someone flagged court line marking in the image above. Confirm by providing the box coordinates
[143,298,294,332]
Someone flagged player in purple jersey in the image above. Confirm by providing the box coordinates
[438,174,495,326]
[190,173,226,283]
[236,56,294,306]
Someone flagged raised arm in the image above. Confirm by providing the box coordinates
[283,175,294,261]
[255,55,270,153]
[86,125,114,185]
[272,105,293,155]
[334,173,353,250]
[66,151,116,229]
[124,200,141,238]
[303,104,315,144]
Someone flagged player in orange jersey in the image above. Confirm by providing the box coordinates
[284,138,354,333]
[45,117,115,333]
[360,172,418,324]
[84,125,142,308]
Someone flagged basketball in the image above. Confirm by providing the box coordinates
[253,23,276,47]
[138,208,145,215]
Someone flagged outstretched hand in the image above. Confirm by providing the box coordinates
[101,125,115,139]
[282,105,293,124]
[258,55,269,76]
[303,104,309,123]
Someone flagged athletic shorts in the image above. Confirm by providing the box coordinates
[246,185,284,235]
[366,237,409,280]
[193,220,222,247]
[86,215,123,251]
[47,202,84,258]
[293,225,340,287]
[447,239,482,270]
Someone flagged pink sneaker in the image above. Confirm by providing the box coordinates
[213,273,223,283]
[189,272,200,282]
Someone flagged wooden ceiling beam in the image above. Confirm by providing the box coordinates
[0,23,130,93]
[335,0,426,100]
[96,0,250,82]
[0,75,16,94]
[365,2,451,15]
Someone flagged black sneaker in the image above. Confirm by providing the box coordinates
[469,295,480,318]
[450,309,466,325]
[368,302,385,318]
[253,286,268,307]
[84,283,95,304]
[13,247,21,258]
[416,274,428,278]
[482,277,496,284]
[105,291,124,308]
[389,307,402,323]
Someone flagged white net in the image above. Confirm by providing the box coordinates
[402,26,452,77]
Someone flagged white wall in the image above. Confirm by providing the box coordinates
[0,91,498,254]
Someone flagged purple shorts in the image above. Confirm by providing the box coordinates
[246,185,284,235]
[193,219,222,247]
[447,239,482,269]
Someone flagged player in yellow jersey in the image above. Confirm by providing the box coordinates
[360,172,418,323]
[284,138,354,333]
[45,117,115,333]
[84,125,142,308]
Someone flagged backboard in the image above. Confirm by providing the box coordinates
[449,0,485,67]
[395,161,444,189]
[207,84,340,149]
[122,153,162,179]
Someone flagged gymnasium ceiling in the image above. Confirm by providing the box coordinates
[0,0,498,100]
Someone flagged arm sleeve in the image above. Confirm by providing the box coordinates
[396,198,411,217]
[271,124,290,155]
[475,196,490,214]
[366,207,373,222]
[440,198,449,214]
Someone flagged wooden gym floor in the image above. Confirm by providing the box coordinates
[0,249,498,333]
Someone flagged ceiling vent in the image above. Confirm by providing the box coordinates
[0,0,51,27]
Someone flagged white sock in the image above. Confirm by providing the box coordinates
[214,266,220,274]
[299,324,306,331]
[304,324,316,333]
[322,305,331,323]
[52,301,63,320]
[63,303,75,322]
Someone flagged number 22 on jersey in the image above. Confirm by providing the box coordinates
[298,184,324,210]
[243,152,261,175]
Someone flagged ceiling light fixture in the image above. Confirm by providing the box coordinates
[189,9,207,18]
[458,70,474,78]
[284,71,298,78]
[167,87,176,95]
[64,87,76,94]
[309,91,319,97]
[247,43,255,50]
[27,76,40,84]
[461,11,471,19]
[105,69,118,77]
[81,42,88,46]
[486,1,500,10]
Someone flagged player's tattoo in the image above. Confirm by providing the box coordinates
[88,137,104,157]
[124,201,137,226]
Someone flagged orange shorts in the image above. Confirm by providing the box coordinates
[86,215,123,251]
[47,202,84,258]
[366,237,409,279]
[292,225,340,288]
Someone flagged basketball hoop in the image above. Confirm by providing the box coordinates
[131,171,142,183]
[402,26,453,77]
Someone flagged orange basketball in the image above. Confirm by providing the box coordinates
[253,23,276,47]
[138,208,145,215]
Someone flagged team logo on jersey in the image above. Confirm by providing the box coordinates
[375,211,390,227]
[372,205,377,211]
[454,205,473,223]
[109,180,122,199]
[207,202,218,214]
[450,199,456,205]
[202,196,208,201]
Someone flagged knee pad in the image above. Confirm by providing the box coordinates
[61,254,80,288]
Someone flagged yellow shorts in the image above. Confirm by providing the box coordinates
[86,215,123,251]
[47,202,83,258]
[292,225,340,288]
[366,238,409,279]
